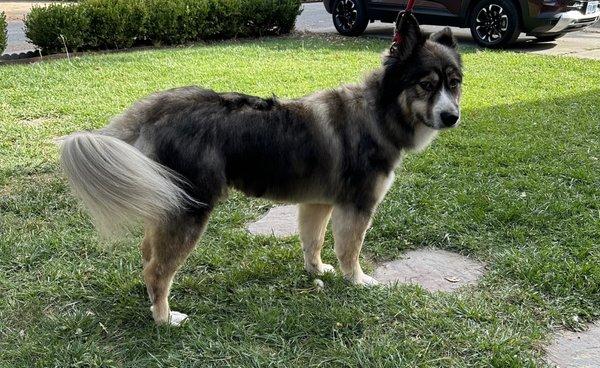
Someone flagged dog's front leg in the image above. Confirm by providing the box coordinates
[331,205,378,286]
[299,203,335,275]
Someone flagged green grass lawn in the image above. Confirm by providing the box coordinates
[1,35,599,367]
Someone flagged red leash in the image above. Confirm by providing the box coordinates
[405,0,416,12]
[392,0,418,45]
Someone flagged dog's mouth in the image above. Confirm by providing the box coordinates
[418,119,455,130]
[420,113,461,130]
[405,104,461,130]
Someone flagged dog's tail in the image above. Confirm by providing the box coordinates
[59,132,194,236]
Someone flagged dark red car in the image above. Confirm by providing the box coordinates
[323,0,600,47]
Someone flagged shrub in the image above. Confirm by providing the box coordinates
[0,11,7,55]
[24,0,301,54]
[25,4,90,54]
[81,0,148,49]
[144,0,197,45]
[239,0,301,36]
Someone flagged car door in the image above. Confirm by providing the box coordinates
[369,0,461,17]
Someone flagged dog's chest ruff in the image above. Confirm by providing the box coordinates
[409,123,439,152]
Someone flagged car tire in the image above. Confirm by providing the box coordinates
[534,34,565,42]
[469,0,521,48]
[332,0,369,36]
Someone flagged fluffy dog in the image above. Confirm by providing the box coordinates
[60,14,462,325]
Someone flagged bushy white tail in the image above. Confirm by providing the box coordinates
[60,132,193,236]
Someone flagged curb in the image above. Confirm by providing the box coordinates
[0,50,39,61]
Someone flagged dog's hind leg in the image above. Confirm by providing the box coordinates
[139,232,153,269]
[298,203,334,275]
[331,205,378,286]
[142,210,211,326]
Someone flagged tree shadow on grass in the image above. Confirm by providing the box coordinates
[370,87,599,320]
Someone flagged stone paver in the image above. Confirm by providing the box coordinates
[547,322,600,368]
[372,248,485,292]
[247,205,298,237]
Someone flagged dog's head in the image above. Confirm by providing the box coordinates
[382,13,463,130]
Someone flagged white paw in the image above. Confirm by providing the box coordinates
[150,306,189,326]
[349,273,379,287]
[320,263,336,274]
[305,262,336,275]
[169,311,189,326]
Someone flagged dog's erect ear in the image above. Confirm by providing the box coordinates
[389,12,424,60]
[429,27,457,49]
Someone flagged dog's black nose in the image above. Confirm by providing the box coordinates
[440,112,459,127]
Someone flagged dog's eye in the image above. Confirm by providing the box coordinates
[449,79,461,89]
[419,81,434,92]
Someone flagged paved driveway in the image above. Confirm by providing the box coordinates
[298,2,600,59]
[1,2,52,54]
[5,19,30,54]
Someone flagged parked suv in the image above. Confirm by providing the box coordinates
[323,0,600,47]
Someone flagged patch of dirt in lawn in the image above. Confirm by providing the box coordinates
[18,117,53,127]
[1,172,59,196]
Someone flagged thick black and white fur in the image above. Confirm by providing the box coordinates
[60,15,463,326]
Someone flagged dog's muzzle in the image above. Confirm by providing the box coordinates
[440,112,460,127]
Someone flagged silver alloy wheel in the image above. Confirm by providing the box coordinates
[334,0,358,32]
[474,4,509,43]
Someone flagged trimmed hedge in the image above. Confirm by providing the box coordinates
[25,0,301,54]
[25,5,89,54]
[1,11,7,55]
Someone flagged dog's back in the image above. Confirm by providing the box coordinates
[60,87,340,235]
